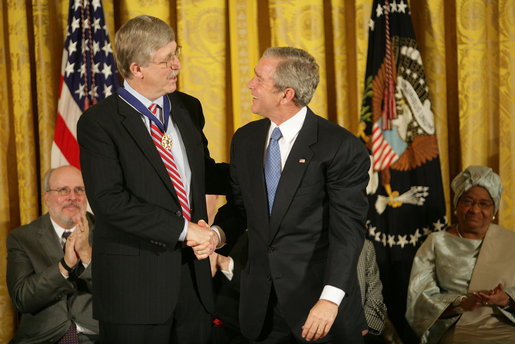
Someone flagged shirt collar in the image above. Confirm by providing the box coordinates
[123,80,164,109]
[269,106,307,143]
[50,216,76,240]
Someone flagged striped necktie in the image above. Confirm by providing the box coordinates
[148,103,191,221]
[61,230,72,252]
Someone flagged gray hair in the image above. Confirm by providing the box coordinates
[263,47,319,107]
[451,165,503,213]
[115,15,175,80]
[43,168,55,191]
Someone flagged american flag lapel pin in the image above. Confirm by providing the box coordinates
[299,158,306,163]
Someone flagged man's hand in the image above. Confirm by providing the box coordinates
[186,220,219,260]
[59,233,78,276]
[209,252,219,277]
[301,299,338,341]
[216,254,231,272]
[73,212,92,264]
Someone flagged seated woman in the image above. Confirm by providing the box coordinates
[406,165,515,343]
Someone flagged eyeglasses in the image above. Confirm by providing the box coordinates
[47,186,86,196]
[151,46,182,68]
[458,198,493,210]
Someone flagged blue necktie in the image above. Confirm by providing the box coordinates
[264,127,283,214]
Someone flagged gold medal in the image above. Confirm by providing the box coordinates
[161,133,173,151]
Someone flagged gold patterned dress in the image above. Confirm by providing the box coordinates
[406,224,515,344]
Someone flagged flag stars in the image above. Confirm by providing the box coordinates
[433,218,446,231]
[75,83,86,99]
[101,63,113,79]
[92,0,102,11]
[409,229,421,246]
[93,18,102,33]
[103,84,113,97]
[369,18,375,31]
[68,40,77,55]
[64,61,75,77]
[92,40,100,55]
[102,42,113,57]
[367,217,447,248]
[376,3,383,18]
[397,234,408,248]
[72,0,82,11]
[397,0,408,13]
[387,234,396,247]
[71,17,80,32]
[89,85,98,99]
[390,0,398,13]
[80,63,86,77]
[381,233,387,247]
[92,62,100,74]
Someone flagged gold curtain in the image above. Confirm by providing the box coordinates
[0,0,513,341]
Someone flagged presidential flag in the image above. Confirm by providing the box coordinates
[51,0,119,169]
[358,0,447,341]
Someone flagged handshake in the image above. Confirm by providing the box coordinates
[185,219,219,260]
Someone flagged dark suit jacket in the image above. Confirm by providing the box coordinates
[6,213,97,343]
[226,109,370,342]
[77,91,228,324]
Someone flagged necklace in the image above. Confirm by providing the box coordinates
[456,225,464,238]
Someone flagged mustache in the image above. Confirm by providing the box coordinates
[169,69,179,78]
[62,202,81,210]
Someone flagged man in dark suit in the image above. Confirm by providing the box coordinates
[6,165,97,343]
[219,47,370,343]
[77,15,228,344]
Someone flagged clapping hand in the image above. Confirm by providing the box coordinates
[477,283,511,307]
[73,212,92,264]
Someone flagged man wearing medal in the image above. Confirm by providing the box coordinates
[77,15,230,343]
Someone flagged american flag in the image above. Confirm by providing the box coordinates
[51,0,118,169]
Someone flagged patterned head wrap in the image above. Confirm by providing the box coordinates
[451,165,503,213]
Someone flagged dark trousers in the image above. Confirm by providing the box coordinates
[251,288,363,344]
[251,289,310,344]
[99,258,211,344]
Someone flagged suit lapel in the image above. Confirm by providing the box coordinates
[269,110,317,242]
[118,94,181,205]
[38,214,65,263]
[248,120,271,227]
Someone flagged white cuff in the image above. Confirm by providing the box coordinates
[220,257,234,281]
[319,285,345,306]
[211,226,222,244]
